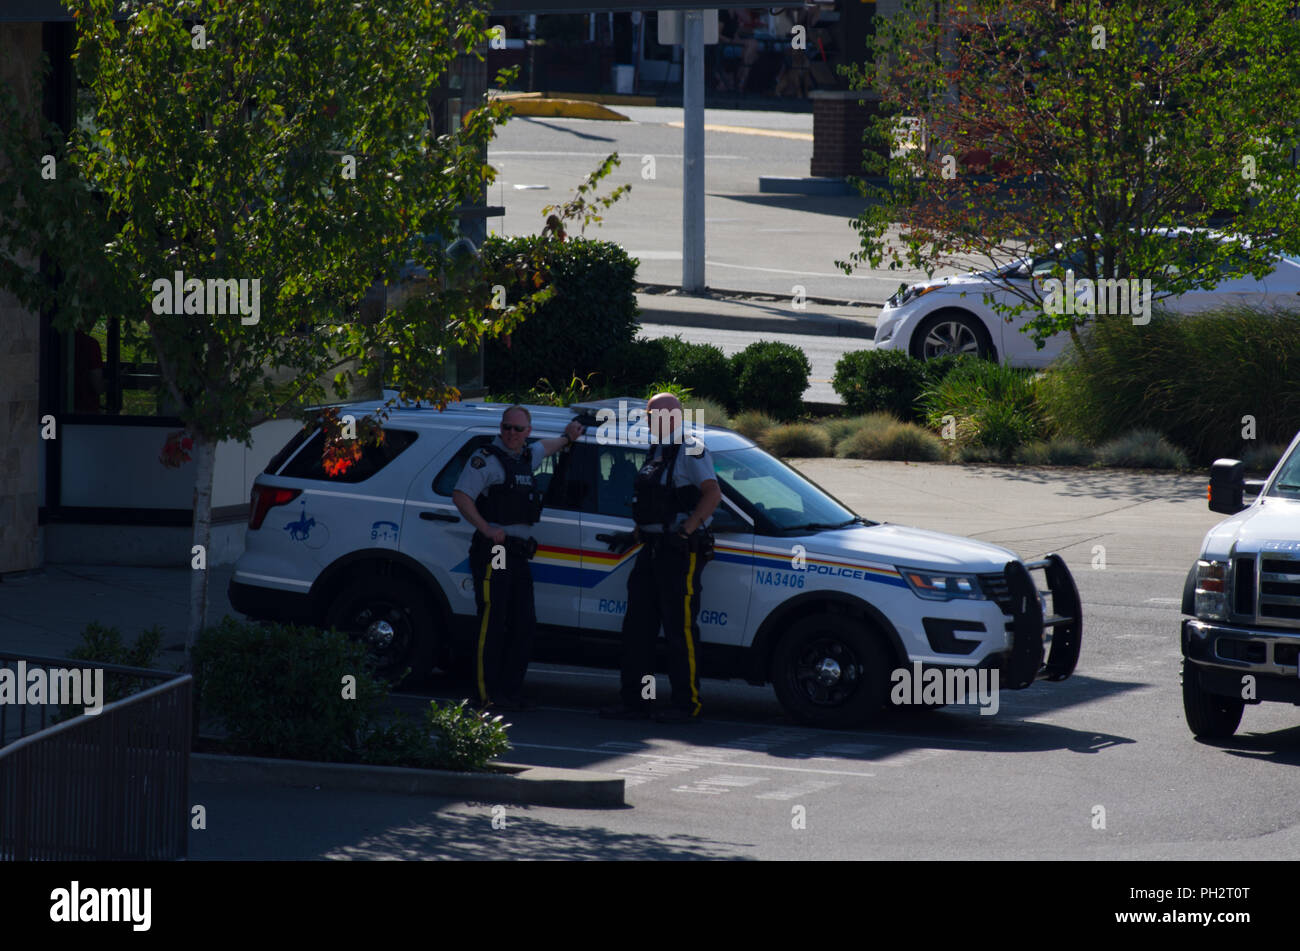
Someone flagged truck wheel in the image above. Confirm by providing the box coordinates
[1182,660,1243,739]
[772,613,893,728]
[325,577,436,688]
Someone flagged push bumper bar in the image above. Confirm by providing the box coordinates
[1001,553,1083,689]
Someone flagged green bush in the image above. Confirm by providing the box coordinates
[192,617,510,770]
[760,423,833,457]
[832,350,923,420]
[660,336,736,408]
[730,409,778,441]
[481,236,639,392]
[1097,429,1190,470]
[821,412,900,447]
[920,357,1044,459]
[644,380,694,402]
[1014,438,1097,466]
[68,622,164,669]
[1037,307,1300,464]
[836,420,947,462]
[602,337,669,392]
[684,396,731,429]
[731,341,811,420]
[1241,442,1289,474]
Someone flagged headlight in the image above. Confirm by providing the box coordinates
[888,283,942,308]
[1194,560,1228,619]
[898,567,985,601]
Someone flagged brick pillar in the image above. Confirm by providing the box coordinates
[0,23,45,574]
[810,89,884,179]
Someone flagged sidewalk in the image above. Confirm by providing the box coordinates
[635,288,878,339]
[0,564,238,660]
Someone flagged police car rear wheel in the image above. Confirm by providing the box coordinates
[772,614,891,728]
[325,577,435,688]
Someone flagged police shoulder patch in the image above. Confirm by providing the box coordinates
[470,455,486,469]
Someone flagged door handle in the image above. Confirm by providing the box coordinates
[419,511,459,522]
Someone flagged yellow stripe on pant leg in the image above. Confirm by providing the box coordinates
[477,565,493,703]
[683,551,700,716]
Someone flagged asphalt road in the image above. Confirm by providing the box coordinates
[488,107,948,303]
[189,461,1300,861]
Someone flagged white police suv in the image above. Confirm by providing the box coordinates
[230,396,1082,726]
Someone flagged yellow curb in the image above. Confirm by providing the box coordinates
[666,121,813,141]
[543,91,657,106]
[506,98,630,121]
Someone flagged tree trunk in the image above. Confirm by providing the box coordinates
[186,435,217,663]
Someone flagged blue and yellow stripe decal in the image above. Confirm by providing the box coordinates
[452,541,908,590]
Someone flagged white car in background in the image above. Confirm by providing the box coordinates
[874,237,1300,368]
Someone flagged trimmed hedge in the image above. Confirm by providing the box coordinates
[660,336,736,408]
[603,337,669,392]
[832,350,963,421]
[481,236,639,392]
[731,341,811,420]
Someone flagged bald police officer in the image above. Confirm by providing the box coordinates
[454,405,583,711]
[601,393,722,723]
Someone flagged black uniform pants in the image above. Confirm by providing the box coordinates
[469,534,536,703]
[619,533,712,715]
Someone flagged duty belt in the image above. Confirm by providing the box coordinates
[474,532,538,560]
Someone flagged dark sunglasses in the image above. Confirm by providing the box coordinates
[500,423,528,433]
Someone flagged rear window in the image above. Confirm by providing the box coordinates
[277,428,418,483]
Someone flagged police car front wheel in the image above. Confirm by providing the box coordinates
[771,613,892,728]
[324,577,436,688]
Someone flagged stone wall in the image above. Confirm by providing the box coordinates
[0,23,46,574]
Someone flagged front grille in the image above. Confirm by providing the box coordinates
[1216,638,1267,664]
[1260,555,1300,625]
[1234,557,1255,616]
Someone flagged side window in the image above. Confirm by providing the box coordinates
[595,446,646,518]
[278,428,418,483]
[433,436,574,509]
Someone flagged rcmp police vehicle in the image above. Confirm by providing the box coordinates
[1181,430,1300,738]
[230,396,1083,726]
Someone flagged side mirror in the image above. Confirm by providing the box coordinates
[1208,459,1245,514]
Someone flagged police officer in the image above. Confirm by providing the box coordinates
[453,405,583,711]
[601,393,722,723]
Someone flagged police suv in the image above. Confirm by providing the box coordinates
[229,397,1082,726]
[1181,430,1300,738]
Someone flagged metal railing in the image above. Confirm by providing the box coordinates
[0,654,191,861]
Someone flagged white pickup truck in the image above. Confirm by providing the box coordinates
[1182,431,1300,737]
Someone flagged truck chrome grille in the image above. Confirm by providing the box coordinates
[1236,552,1300,630]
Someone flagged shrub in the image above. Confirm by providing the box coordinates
[1036,307,1300,464]
[1014,438,1097,466]
[955,443,1003,463]
[192,617,510,769]
[760,423,833,457]
[660,336,736,408]
[836,420,947,462]
[731,341,811,420]
[729,409,778,441]
[831,349,927,420]
[644,380,694,402]
[920,356,1044,459]
[1097,429,1190,470]
[1241,442,1289,474]
[68,622,164,669]
[602,337,669,392]
[481,236,639,392]
[821,412,900,447]
[683,396,730,429]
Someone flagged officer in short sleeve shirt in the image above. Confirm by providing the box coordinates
[601,395,722,723]
[453,406,582,711]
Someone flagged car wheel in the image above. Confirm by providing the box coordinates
[1181,660,1243,739]
[909,310,994,361]
[771,613,893,728]
[324,576,436,688]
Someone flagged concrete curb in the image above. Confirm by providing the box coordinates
[504,98,630,121]
[191,752,625,809]
[637,303,877,340]
[758,175,856,196]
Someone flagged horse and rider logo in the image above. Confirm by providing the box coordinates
[284,501,329,549]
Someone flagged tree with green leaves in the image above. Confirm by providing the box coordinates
[841,0,1300,351]
[0,0,549,657]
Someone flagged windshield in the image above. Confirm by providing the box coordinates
[714,447,861,533]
